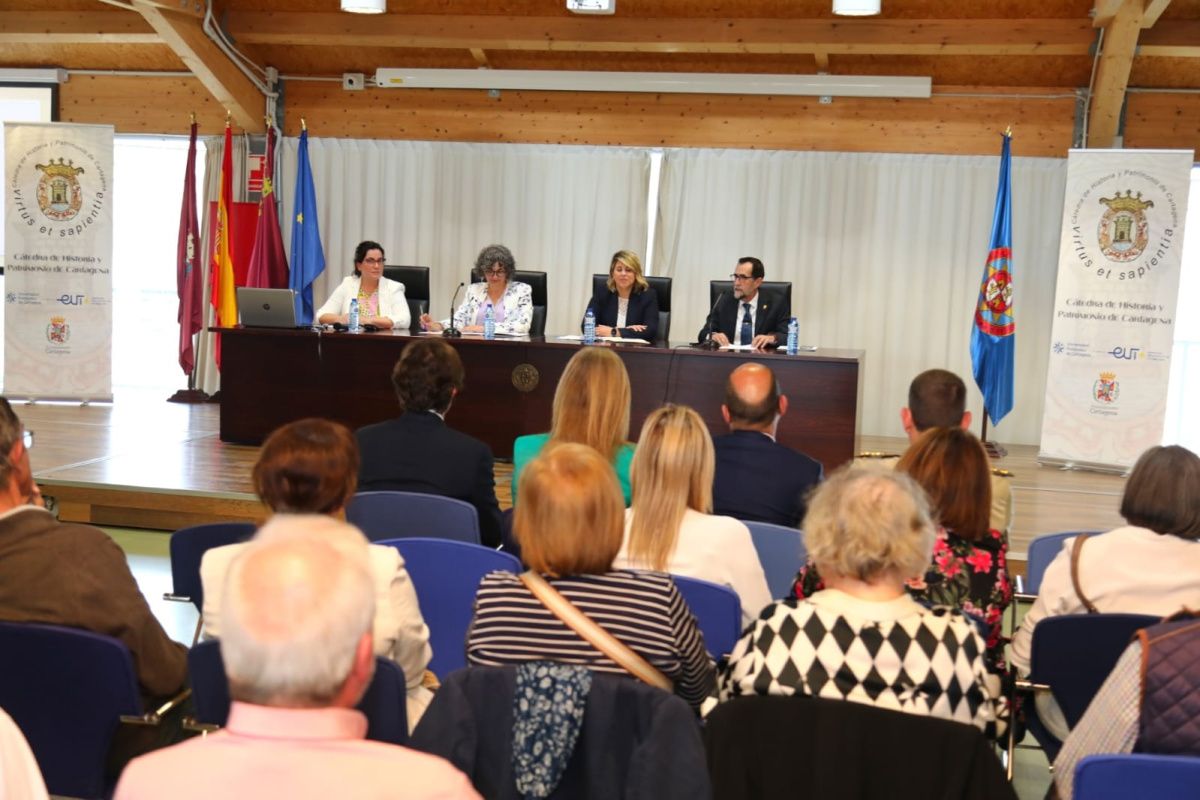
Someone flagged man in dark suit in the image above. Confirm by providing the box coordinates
[356,339,503,547]
[698,257,791,348]
[711,363,824,527]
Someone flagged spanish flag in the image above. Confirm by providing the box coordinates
[210,119,237,367]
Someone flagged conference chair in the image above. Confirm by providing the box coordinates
[0,622,190,799]
[164,521,257,643]
[672,574,743,660]
[1014,530,1103,601]
[743,521,806,599]
[468,269,548,336]
[1074,754,1200,800]
[708,280,793,313]
[1007,613,1159,776]
[589,273,674,342]
[346,490,481,544]
[186,640,408,745]
[383,264,431,328]
[376,537,522,679]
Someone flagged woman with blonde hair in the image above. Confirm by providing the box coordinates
[581,250,660,341]
[614,404,771,625]
[512,347,634,504]
[467,443,715,709]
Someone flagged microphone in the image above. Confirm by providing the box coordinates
[443,281,466,339]
[696,291,725,350]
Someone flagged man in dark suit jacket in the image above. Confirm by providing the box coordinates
[356,339,503,547]
[711,363,824,527]
[698,257,791,348]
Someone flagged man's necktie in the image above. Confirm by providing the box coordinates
[740,302,753,345]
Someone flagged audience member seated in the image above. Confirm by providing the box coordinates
[356,338,503,548]
[1053,610,1200,800]
[200,418,433,729]
[420,244,532,336]
[711,362,823,527]
[856,368,1014,535]
[719,468,1006,739]
[466,443,715,710]
[614,404,771,625]
[512,347,635,506]
[0,397,189,775]
[1012,444,1200,741]
[116,517,480,800]
[795,427,1013,669]
[583,250,660,341]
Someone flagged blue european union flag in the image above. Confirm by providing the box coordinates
[289,129,325,325]
[970,133,1015,426]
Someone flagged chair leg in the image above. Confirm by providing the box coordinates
[191,616,203,647]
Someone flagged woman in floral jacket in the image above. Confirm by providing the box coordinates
[792,427,1013,669]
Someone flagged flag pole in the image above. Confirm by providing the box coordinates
[169,111,211,404]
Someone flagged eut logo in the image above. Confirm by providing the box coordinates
[1108,346,1141,360]
[57,294,86,306]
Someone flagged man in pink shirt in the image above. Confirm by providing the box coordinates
[115,517,479,800]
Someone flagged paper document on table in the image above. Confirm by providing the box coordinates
[720,344,757,351]
[557,335,650,344]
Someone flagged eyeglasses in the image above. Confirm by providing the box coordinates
[483,268,507,277]
[730,273,756,283]
[361,258,385,266]
[22,430,32,450]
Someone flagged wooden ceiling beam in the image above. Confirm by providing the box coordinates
[1139,21,1200,56]
[1088,0,1144,147]
[131,0,265,133]
[1093,0,1124,28]
[226,13,1097,57]
[1141,0,1173,28]
[0,11,159,44]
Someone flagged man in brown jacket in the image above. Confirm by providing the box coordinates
[0,397,188,770]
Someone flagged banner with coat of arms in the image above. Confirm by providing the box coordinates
[1039,149,1193,471]
[4,122,114,400]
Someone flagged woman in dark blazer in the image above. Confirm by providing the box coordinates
[583,250,660,341]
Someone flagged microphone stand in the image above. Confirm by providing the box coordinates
[443,282,465,339]
[697,291,724,350]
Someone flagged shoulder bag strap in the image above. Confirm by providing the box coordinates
[1069,533,1101,614]
[519,571,674,691]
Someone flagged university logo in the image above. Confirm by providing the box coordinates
[35,158,86,222]
[1093,371,1119,404]
[5,293,14,304]
[974,247,1015,337]
[46,316,70,344]
[1097,190,1153,263]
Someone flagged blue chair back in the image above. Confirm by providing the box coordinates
[377,537,522,679]
[1075,754,1200,800]
[744,521,805,599]
[347,491,481,544]
[672,574,743,659]
[188,640,408,745]
[1024,531,1101,595]
[169,522,257,611]
[0,622,142,799]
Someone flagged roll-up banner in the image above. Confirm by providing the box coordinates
[1039,149,1193,472]
[4,122,114,401]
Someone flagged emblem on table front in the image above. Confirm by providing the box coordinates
[512,364,539,393]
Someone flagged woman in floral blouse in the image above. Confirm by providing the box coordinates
[792,427,1013,669]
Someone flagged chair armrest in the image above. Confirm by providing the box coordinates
[1014,678,1051,693]
[119,687,192,726]
[182,718,221,735]
[1014,592,1037,604]
[163,593,192,603]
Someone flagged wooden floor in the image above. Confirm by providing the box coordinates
[23,389,1126,560]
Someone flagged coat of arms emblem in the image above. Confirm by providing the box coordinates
[46,316,70,344]
[1094,371,1119,404]
[1097,190,1153,263]
[35,158,86,222]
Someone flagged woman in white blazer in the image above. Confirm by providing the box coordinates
[420,244,532,336]
[316,240,411,329]
[198,419,434,731]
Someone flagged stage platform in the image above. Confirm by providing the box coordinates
[21,389,1128,562]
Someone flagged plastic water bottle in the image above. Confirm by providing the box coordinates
[348,298,360,332]
[786,317,799,355]
[583,307,596,344]
[484,302,496,340]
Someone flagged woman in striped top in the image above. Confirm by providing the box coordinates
[466,443,716,709]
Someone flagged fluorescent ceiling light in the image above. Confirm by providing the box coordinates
[0,68,68,84]
[375,68,931,98]
[833,0,881,15]
[341,0,385,13]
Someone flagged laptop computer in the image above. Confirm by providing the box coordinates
[237,287,299,329]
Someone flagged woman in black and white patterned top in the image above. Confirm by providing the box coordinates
[466,443,715,709]
[717,468,1006,738]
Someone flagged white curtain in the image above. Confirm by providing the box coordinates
[653,148,1067,446]
[277,139,650,338]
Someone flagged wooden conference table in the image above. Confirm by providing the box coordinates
[216,327,865,472]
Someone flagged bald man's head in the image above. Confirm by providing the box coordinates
[723,363,785,431]
[221,516,376,708]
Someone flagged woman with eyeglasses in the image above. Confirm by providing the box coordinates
[316,240,411,329]
[420,244,533,336]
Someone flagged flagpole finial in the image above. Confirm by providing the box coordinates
[190,111,195,124]
[225,109,231,127]
[301,117,307,132]
[266,115,274,128]
[1004,125,1012,137]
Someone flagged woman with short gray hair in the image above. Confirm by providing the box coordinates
[421,244,533,335]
